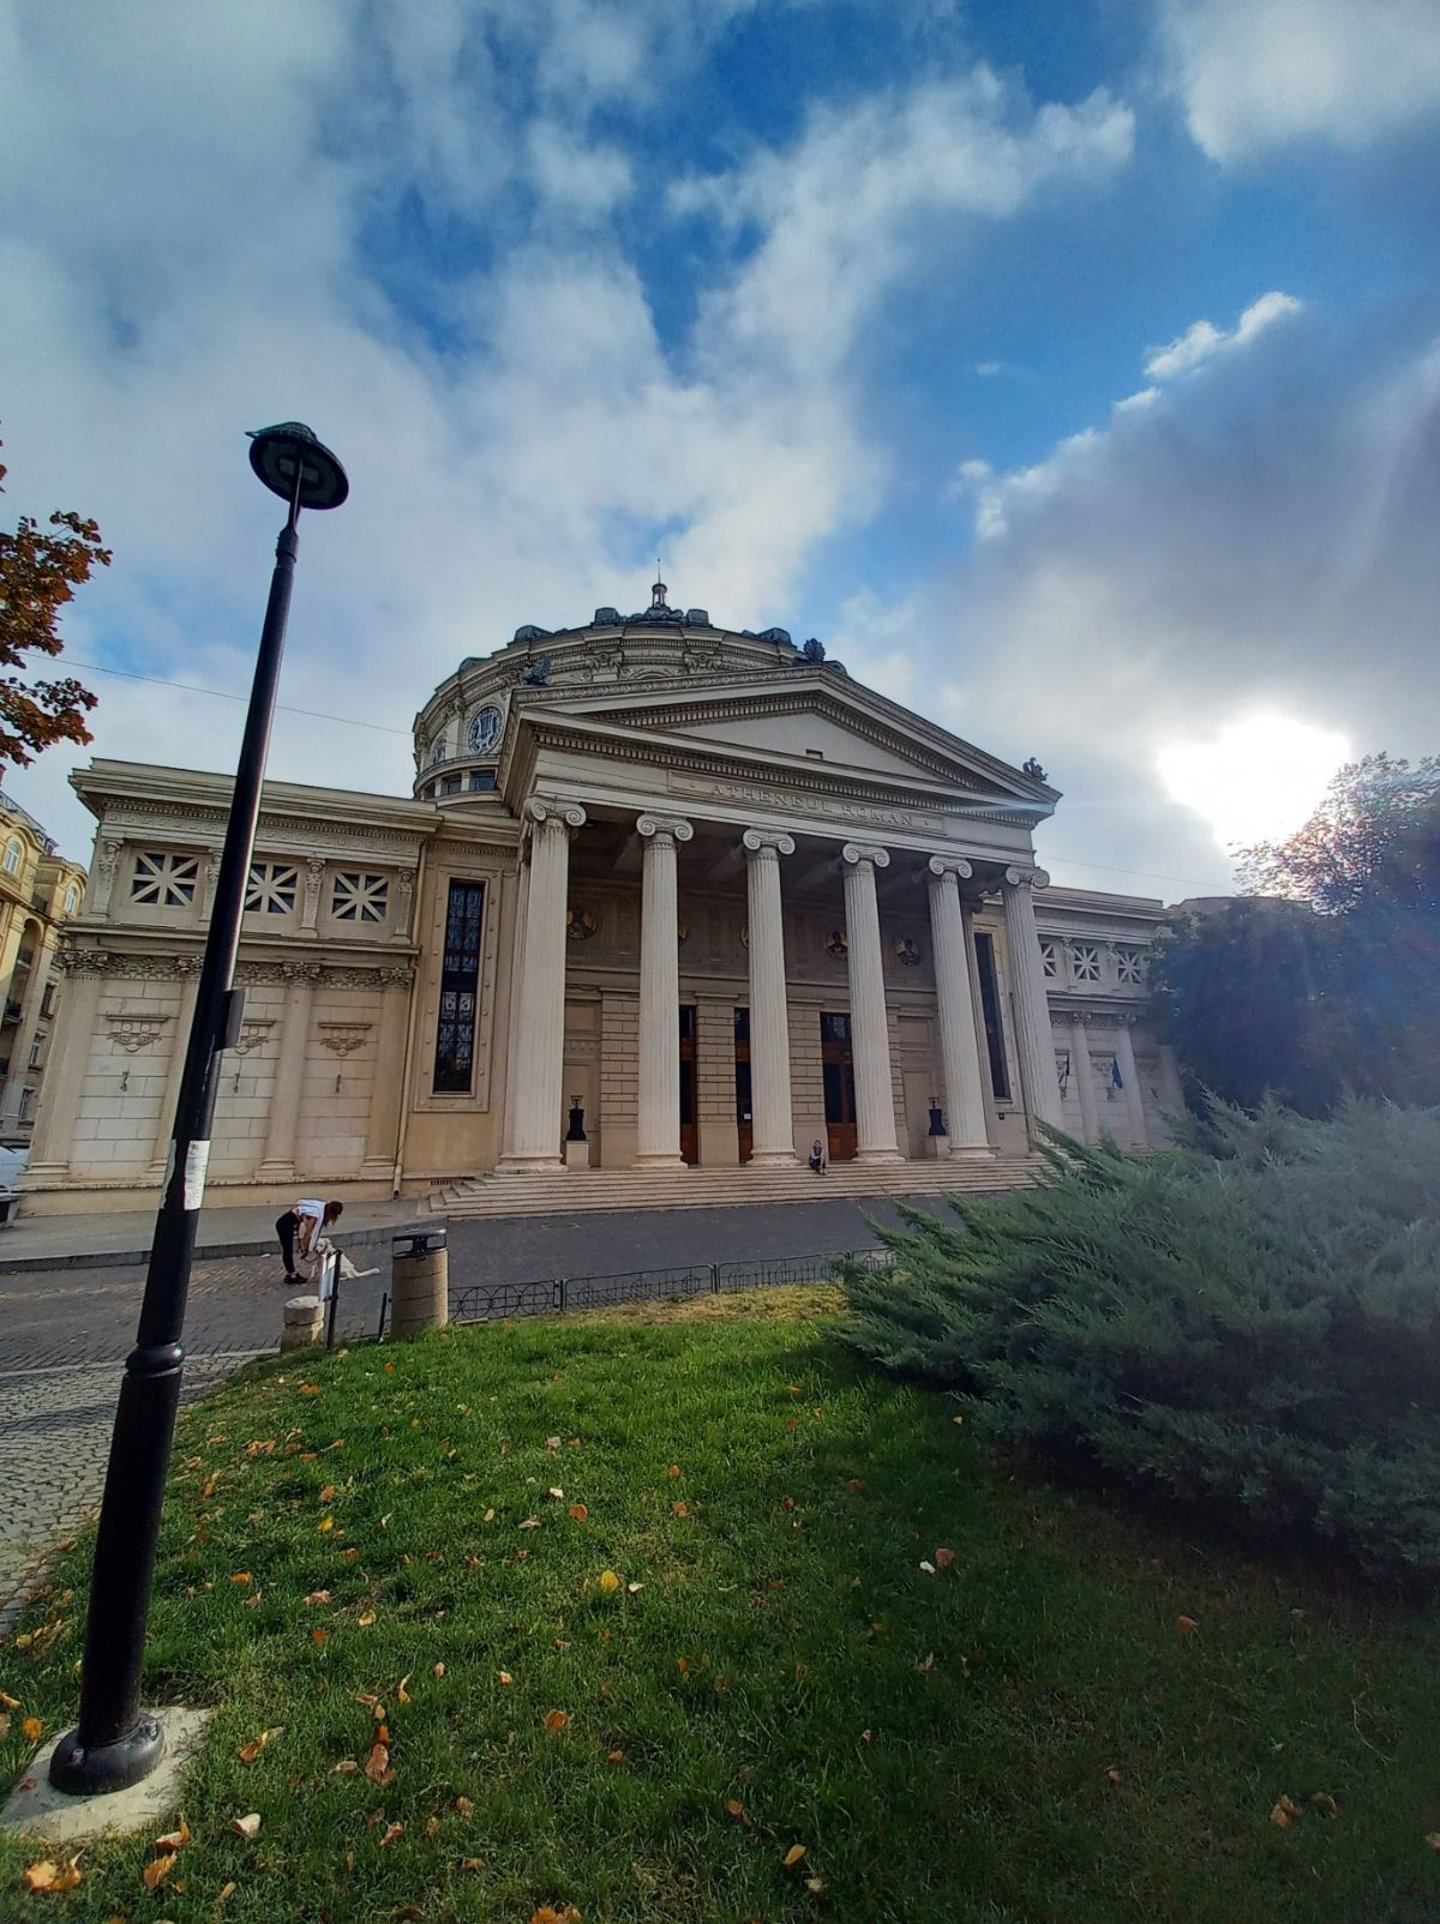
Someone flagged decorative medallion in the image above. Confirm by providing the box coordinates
[468,704,504,755]
[566,906,599,942]
[894,935,922,968]
[824,929,849,959]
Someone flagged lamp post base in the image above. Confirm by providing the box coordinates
[48,1713,165,1797]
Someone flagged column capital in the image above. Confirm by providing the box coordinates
[637,814,694,846]
[1003,863,1050,890]
[926,855,973,884]
[524,796,587,835]
[842,842,890,870]
[741,827,796,857]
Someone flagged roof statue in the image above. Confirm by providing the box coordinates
[1022,757,1049,782]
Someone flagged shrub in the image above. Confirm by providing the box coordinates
[840,1103,1440,1581]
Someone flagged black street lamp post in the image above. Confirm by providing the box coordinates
[49,425,348,1796]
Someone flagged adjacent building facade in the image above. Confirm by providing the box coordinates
[20,588,1183,1213]
[0,789,87,1147]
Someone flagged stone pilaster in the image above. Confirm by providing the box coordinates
[635,815,693,1168]
[842,844,903,1163]
[1114,1018,1147,1148]
[926,857,993,1159]
[361,980,412,1178]
[145,967,202,1180]
[1002,866,1063,1137]
[1069,1013,1099,1145]
[256,975,314,1181]
[742,828,798,1166]
[497,797,585,1172]
[22,968,103,1182]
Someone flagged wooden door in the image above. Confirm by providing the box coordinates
[734,1007,752,1163]
[679,1006,699,1165]
[820,1011,858,1161]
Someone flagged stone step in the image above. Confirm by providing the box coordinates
[430,1156,1039,1220]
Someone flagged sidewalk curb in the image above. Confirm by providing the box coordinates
[0,1220,432,1276]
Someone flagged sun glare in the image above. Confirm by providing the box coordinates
[1156,714,1350,854]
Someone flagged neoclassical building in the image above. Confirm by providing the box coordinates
[20,586,1182,1213]
[0,788,87,1147]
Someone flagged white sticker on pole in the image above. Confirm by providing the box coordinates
[182,1139,211,1211]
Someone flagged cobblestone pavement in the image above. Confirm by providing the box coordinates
[0,1192,931,1616]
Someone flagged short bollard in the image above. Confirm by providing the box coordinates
[281,1294,323,1352]
[390,1227,449,1339]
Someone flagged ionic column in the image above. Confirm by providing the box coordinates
[256,974,314,1181]
[925,857,992,1159]
[635,815,693,1168]
[1068,1014,1099,1145]
[1001,866,1063,1136]
[842,844,903,1163]
[742,828,798,1166]
[496,798,586,1172]
[1114,1018,1147,1148]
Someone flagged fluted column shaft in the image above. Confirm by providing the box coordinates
[1002,866,1063,1135]
[1115,1020,1146,1148]
[1069,1015,1098,1144]
[636,815,692,1168]
[743,828,797,1166]
[499,799,585,1171]
[842,844,903,1163]
[926,858,992,1158]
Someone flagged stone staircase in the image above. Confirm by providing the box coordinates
[430,1154,1040,1220]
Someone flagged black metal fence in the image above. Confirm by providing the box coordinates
[445,1247,891,1327]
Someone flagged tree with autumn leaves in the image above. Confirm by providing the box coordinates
[0,437,106,781]
[1152,753,1440,1111]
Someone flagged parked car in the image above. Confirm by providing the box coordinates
[0,1144,28,1224]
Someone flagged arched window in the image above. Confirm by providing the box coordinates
[3,841,20,876]
[64,885,80,915]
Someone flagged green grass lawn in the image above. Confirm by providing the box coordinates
[5,1286,1440,1922]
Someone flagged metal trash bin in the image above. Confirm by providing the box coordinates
[390,1226,449,1339]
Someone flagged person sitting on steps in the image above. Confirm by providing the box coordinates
[276,1198,344,1284]
[809,1139,826,1175]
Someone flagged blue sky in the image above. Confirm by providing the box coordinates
[2,0,1438,895]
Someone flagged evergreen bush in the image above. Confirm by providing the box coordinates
[840,1103,1440,1581]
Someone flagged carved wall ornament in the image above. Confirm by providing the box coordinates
[825,928,850,959]
[105,1011,172,1053]
[231,1018,277,1056]
[318,1021,374,1057]
[566,906,599,942]
[894,935,922,968]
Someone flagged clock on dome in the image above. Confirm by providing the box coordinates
[468,704,503,755]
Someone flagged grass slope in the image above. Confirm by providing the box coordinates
[4,1287,1440,1922]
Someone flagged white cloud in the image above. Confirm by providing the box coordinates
[1159,0,1440,160]
[1144,290,1303,381]
[1157,714,1351,852]
[676,69,1134,380]
[0,9,1135,864]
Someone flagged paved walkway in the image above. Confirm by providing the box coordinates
[0,1191,934,1618]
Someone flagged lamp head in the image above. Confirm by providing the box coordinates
[247,422,348,510]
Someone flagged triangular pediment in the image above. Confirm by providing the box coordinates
[515,672,1055,813]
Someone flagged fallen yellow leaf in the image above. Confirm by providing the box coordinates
[0,1689,19,1710]
[304,1590,332,1606]
[397,1674,412,1704]
[357,1610,377,1627]
[319,1484,336,1503]
[378,1821,404,1849]
[142,1853,177,1890]
[21,1715,43,1742]
[783,1844,807,1867]
[424,1814,441,1840]
[543,1709,570,1734]
[23,1858,84,1894]
[672,1501,689,1518]
[568,1503,589,1522]
[312,1627,329,1646]
[498,1671,514,1686]
[608,1749,626,1764]
[598,1570,622,1596]
[935,1547,956,1570]
[154,1817,191,1852]
[229,1572,253,1586]
[232,1812,262,1840]
[1271,1795,1302,1830]
[364,1741,395,1785]
[668,1464,682,1477]
[433,1662,446,1679]
[455,1795,474,1816]
[317,1516,334,1534]
[1176,1615,1199,1636]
